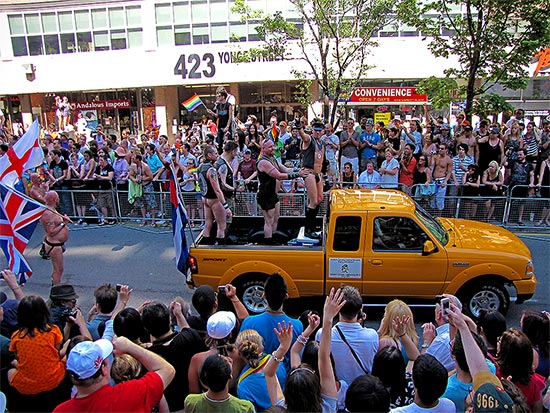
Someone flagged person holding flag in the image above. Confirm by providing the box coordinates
[39,191,70,285]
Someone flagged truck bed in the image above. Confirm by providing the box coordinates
[193,216,324,246]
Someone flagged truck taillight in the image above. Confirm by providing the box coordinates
[525,261,534,277]
[188,256,198,273]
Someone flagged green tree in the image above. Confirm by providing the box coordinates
[398,0,550,120]
[232,0,399,124]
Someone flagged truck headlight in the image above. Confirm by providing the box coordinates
[525,261,534,277]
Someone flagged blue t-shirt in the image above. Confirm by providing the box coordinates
[237,359,287,412]
[240,312,303,372]
[360,132,381,159]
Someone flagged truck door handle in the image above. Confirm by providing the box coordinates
[369,259,383,266]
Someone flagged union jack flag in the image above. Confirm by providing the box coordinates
[0,182,47,284]
[0,119,43,187]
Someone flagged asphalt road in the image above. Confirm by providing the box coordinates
[1,223,548,331]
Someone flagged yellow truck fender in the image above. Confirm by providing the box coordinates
[219,260,300,299]
[444,262,519,295]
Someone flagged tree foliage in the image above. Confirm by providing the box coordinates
[231,0,399,123]
[398,0,550,120]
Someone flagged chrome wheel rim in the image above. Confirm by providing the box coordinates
[242,284,267,313]
[469,290,501,318]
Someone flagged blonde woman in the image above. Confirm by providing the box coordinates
[482,160,505,222]
[235,329,287,412]
[378,299,420,365]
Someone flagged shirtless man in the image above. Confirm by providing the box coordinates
[29,173,48,204]
[430,142,453,213]
[257,139,307,244]
[297,119,326,239]
[197,145,232,245]
[39,191,70,285]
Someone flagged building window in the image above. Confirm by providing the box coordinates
[157,27,174,46]
[126,6,141,26]
[25,14,41,35]
[211,24,228,43]
[75,10,91,31]
[12,37,28,57]
[77,31,92,52]
[58,12,74,32]
[111,30,127,50]
[42,13,57,33]
[175,25,191,45]
[44,34,60,54]
[28,35,43,55]
[155,4,172,25]
[60,33,76,53]
[92,9,108,29]
[128,29,143,48]
[8,15,25,35]
[192,25,209,44]
[174,2,191,22]
[229,22,246,42]
[109,7,125,28]
[93,31,110,51]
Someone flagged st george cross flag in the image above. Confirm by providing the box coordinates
[0,119,43,187]
[182,93,203,112]
[169,169,190,275]
[0,182,47,284]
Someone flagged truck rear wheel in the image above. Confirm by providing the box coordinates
[460,281,510,319]
[238,276,268,314]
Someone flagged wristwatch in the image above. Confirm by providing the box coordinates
[421,343,429,349]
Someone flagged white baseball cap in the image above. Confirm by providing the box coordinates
[67,339,113,379]
[207,311,236,340]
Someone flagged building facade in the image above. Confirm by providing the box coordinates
[0,0,546,136]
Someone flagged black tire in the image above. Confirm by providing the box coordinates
[459,281,510,319]
[237,275,268,314]
[248,230,290,244]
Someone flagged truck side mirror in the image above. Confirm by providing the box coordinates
[422,240,437,256]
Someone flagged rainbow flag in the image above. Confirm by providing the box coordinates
[182,93,203,111]
[271,124,279,141]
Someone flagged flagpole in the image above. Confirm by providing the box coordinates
[170,164,196,247]
[3,184,74,224]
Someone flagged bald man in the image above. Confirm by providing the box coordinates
[29,173,48,204]
[39,191,70,284]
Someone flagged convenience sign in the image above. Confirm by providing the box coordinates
[348,87,427,103]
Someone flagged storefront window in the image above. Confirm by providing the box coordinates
[142,88,155,108]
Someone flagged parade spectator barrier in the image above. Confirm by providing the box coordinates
[56,181,550,230]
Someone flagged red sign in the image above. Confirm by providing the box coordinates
[74,100,131,110]
[376,106,388,112]
[349,87,427,103]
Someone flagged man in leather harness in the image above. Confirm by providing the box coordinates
[257,140,308,244]
[39,191,70,285]
[296,119,326,239]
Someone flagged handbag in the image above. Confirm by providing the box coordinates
[335,325,369,375]
[417,183,436,197]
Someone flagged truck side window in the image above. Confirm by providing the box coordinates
[373,217,428,251]
[333,216,361,251]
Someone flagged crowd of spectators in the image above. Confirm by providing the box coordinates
[0,268,549,412]
[1,107,549,228]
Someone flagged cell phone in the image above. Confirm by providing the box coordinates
[218,286,226,293]
[440,297,450,320]
[116,284,123,292]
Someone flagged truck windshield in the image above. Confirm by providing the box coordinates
[414,203,449,245]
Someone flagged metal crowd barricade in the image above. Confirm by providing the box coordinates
[57,180,550,231]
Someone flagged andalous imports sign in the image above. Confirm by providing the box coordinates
[348,87,427,104]
[74,100,131,110]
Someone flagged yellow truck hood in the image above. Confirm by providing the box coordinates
[439,218,531,257]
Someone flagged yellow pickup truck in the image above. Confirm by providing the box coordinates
[186,189,536,317]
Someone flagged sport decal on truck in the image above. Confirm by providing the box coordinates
[329,258,362,279]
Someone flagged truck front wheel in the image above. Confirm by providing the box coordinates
[238,276,268,314]
[460,281,510,319]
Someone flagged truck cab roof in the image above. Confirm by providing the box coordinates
[330,189,416,213]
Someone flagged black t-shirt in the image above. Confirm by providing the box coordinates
[94,164,114,190]
[50,159,69,185]
[216,101,231,128]
[148,328,206,411]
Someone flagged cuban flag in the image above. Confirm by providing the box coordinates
[0,119,44,187]
[0,182,47,283]
[169,169,190,275]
